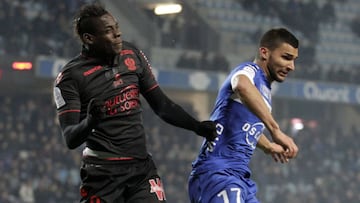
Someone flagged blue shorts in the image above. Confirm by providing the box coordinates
[188,169,259,203]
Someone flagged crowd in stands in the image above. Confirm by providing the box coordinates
[239,0,336,42]
[253,101,360,203]
[239,0,337,66]
[0,94,359,202]
[1,1,359,203]
[0,1,358,203]
[176,51,230,72]
[0,0,92,59]
[0,95,80,202]
[0,94,202,203]
[290,63,360,85]
[2,0,360,85]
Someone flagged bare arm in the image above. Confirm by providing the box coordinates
[234,74,298,158]
[235,75,279,134]
[257,134,275,153]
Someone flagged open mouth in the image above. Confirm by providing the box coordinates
[279,72,288,77]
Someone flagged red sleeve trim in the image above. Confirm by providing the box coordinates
[58,109,81,116]
[144,84,159,93]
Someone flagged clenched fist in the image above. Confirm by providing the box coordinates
[195,121,218,141]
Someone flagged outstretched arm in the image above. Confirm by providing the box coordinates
[233,74,298,158]
[143,87,217,141]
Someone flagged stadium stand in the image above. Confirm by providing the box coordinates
[0,0,360,202]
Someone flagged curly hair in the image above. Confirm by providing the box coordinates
[73,3,108,38]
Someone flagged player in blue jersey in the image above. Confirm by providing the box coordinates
[188,28,299,203]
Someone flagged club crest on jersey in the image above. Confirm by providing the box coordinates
[124,58,136,71]
[242,122,265,149]
[149,178,166,201]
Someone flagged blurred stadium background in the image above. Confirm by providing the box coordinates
[0,0,360,202]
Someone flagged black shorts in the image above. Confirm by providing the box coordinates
[79,155,167,203]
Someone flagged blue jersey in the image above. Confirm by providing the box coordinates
[192,62,272,176]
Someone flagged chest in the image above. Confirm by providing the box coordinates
[80,56,142,99]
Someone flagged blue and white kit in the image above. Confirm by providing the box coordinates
[189,62,272,203]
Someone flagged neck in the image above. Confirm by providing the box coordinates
[254,58,273,83]
[82,46,118,66]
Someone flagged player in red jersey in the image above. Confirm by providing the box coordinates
[53,3,217,202]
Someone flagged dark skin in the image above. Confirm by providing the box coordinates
[81,14,123,57]
[59,12,217,150]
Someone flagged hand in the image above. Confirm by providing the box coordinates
[87,98,106,125]
[271,130,299,159]
[264,142,289,163]
[195,121,218,141]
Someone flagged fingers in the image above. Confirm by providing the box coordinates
[284,142,299,159]
[270,143,285,154]
[272,131,299,159]
[272,153,289,163]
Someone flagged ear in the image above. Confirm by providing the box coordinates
[82,33,94,45]
[259,47,269,61]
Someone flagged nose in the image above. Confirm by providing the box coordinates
[287,61,295,71]
[114,30,121,38]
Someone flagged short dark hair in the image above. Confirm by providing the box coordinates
[74,3,109,37]
[259,28,299,50]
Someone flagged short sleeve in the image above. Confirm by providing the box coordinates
[231,65,256,91]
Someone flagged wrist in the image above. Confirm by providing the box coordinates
[261,142,273,154]
[267,121,280,135]
[191,120,200,133]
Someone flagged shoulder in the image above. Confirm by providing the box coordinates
[55,55,97,85]
[60,55,83,73]
[230,62,259,78]
[233,62,259,72]
[122,41,148,57]
[121,41,151,67]
[61,54,101,74]
[122,41,140,52]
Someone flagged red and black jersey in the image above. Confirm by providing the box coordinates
[53,41,158,158]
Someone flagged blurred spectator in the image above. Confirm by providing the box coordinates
[19,179,34,203]
[176,52,198,69]
[176,51,230,72]
[351,15,360,38]
[198,51,211,70]
[209,52,230,71]
[321,1,336,23]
